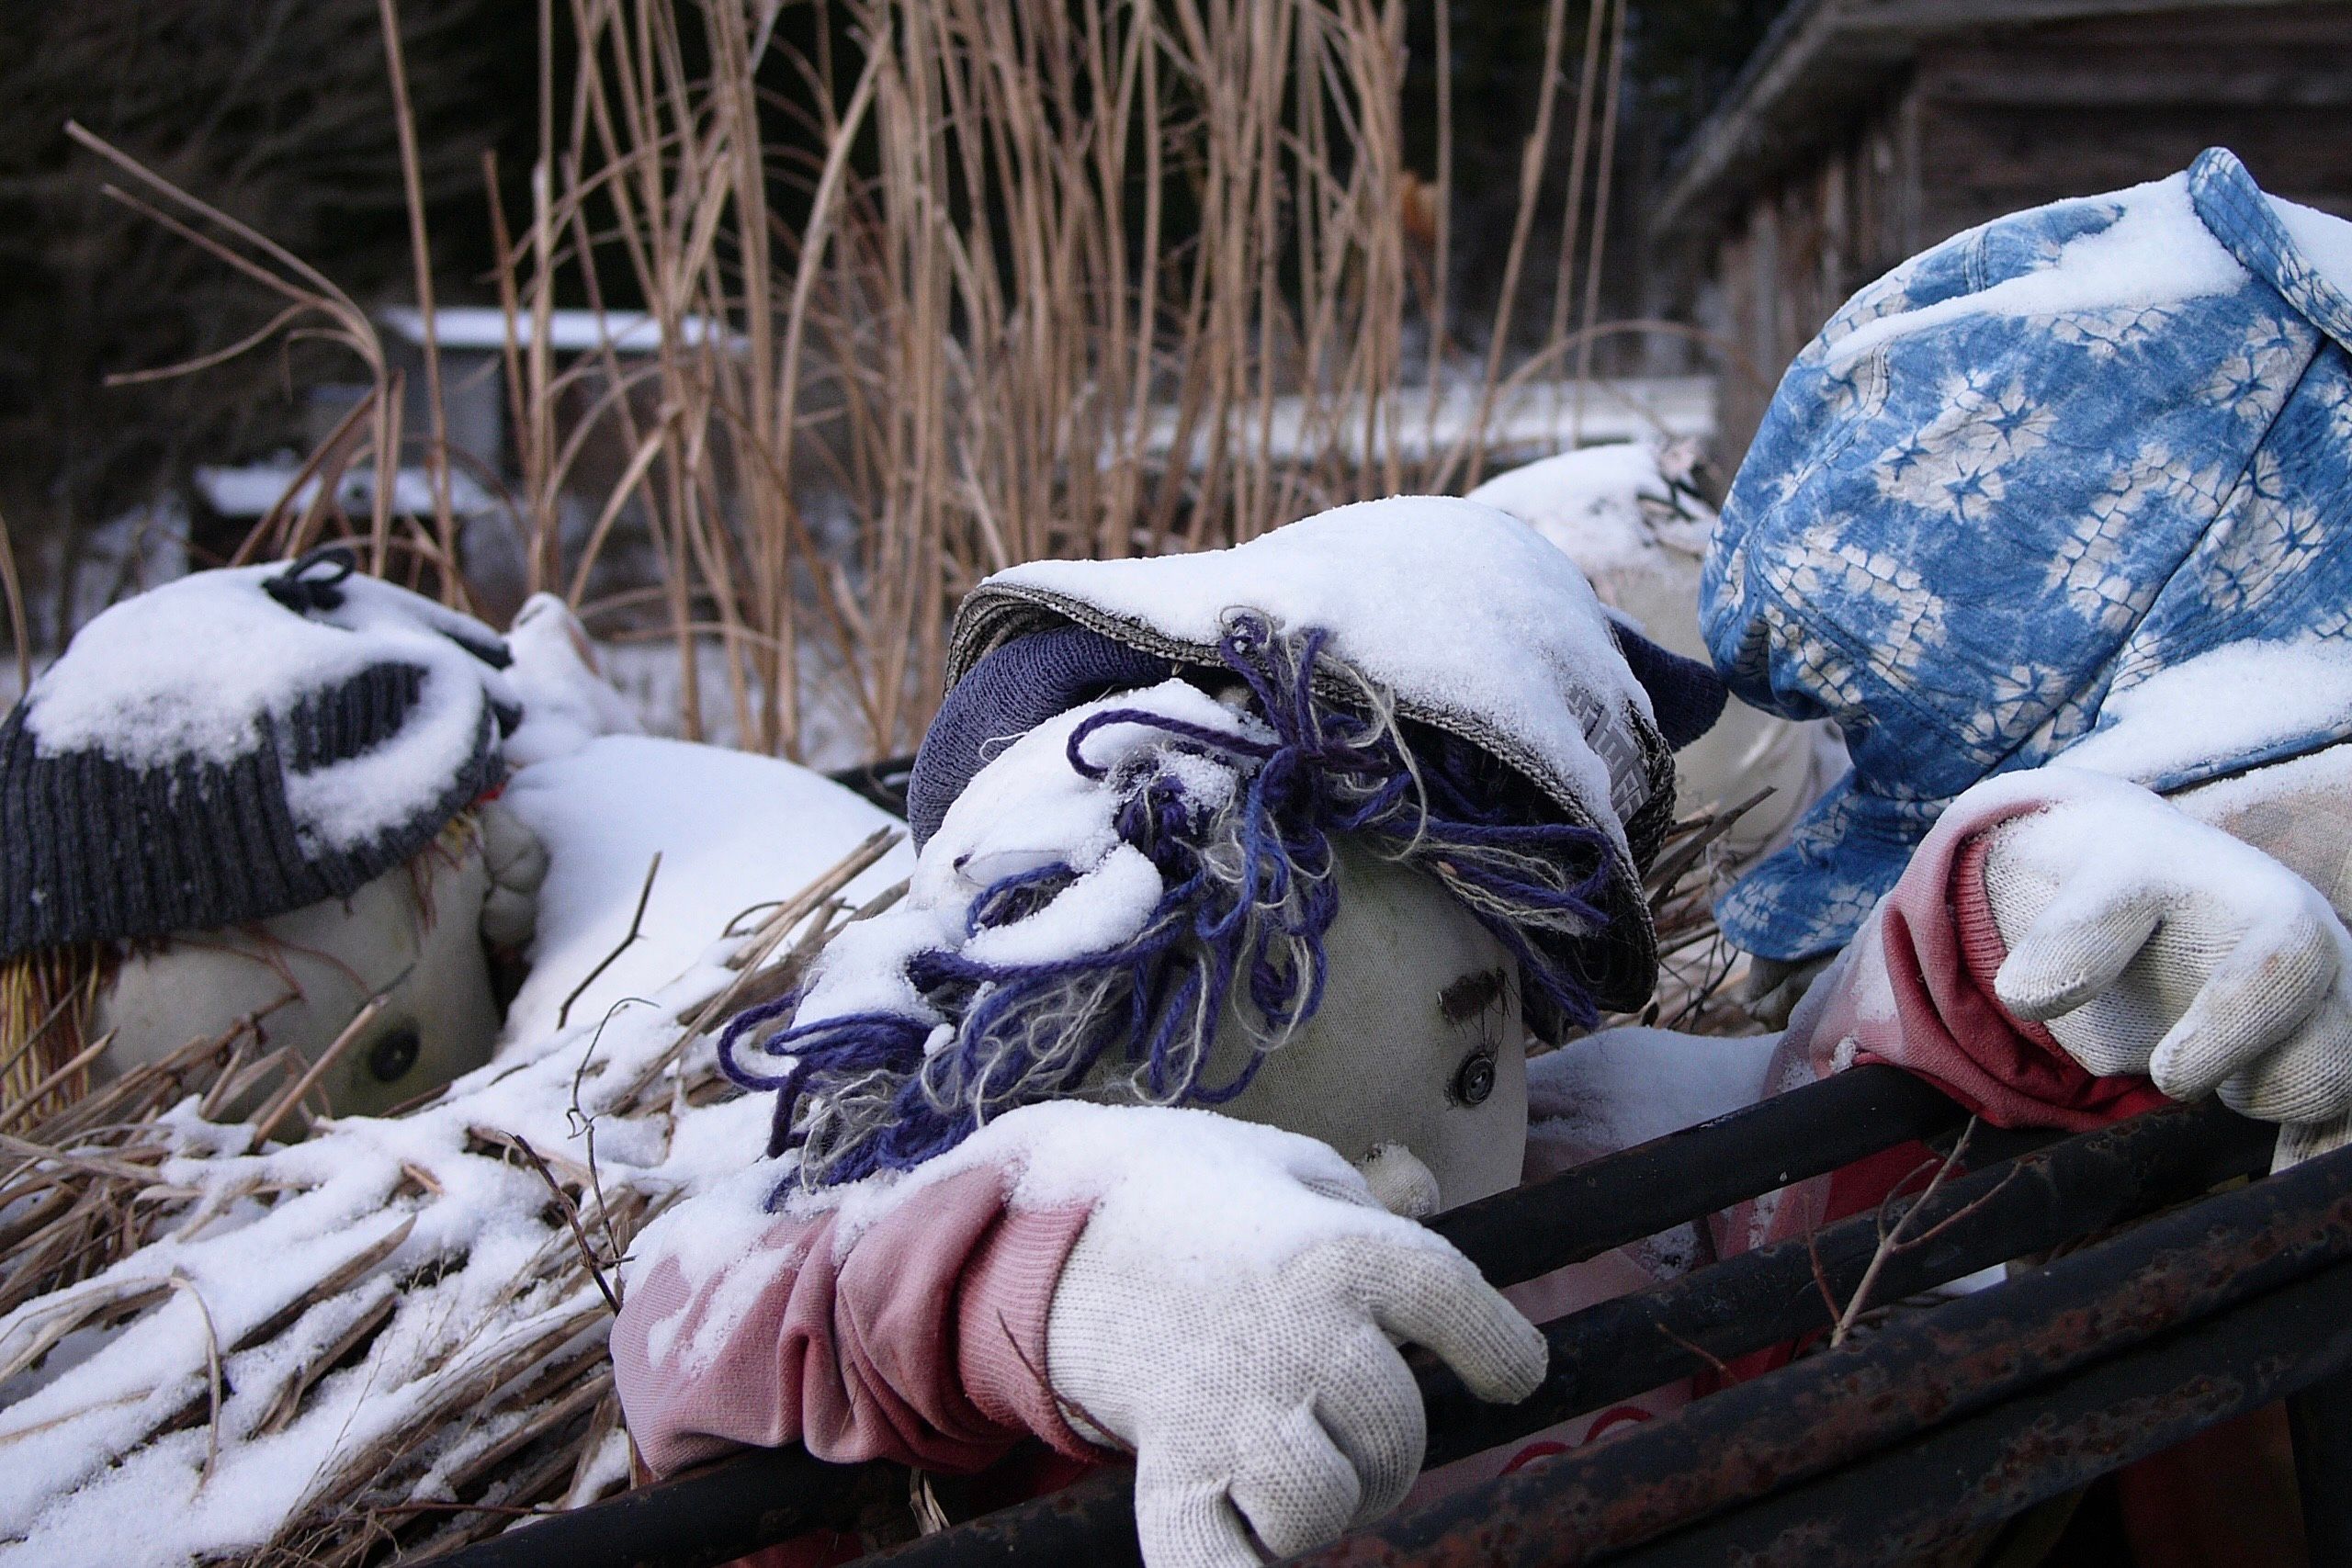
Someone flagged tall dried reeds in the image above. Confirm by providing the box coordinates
[194,0,1638,762]
[494,0,1481,758]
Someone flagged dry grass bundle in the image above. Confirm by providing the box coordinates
[0,945,114,1133]
[0,830,901,1566]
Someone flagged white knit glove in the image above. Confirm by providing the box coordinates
[1041,1111,1544,1567]
[1976,770,2352,1154]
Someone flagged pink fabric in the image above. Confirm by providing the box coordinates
[612,1163,1098,1477]
[1713,782,2171,1355]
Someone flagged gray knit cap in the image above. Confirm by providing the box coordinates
[0,548,520,960]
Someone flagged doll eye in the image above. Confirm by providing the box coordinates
[368,1027,422,1083]
[1452,1048,1497,1107]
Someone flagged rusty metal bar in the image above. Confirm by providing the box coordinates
[1433,1062,1964,1286]
[1418,1096,2271,1467]
[862,1097,2268,1567]
[1281,1128,2352,1567]
[1603,1256,2352,1566]
[419,1441,885,1568]
[2291,1369,2352,1567]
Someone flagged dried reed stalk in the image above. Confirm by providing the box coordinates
[76,0,1657,767]
[481,0,1636,761]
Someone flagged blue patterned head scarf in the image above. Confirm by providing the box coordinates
[1704,148,2352,961]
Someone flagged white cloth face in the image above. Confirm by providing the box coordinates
[1042,1111,1545,1568]
[1188,838,1531,1212]
[95,827,504,1123]
[1975,768,2352,1141]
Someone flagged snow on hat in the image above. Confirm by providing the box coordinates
[933,495,1695,1010]
[0,547,520,960]
[1703,147,2352,962]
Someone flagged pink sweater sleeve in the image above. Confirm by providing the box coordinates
[611,1162,1101,1477]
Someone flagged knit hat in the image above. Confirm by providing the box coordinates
[1704,148,2352,962]
[0,547,520,960]
[922,495,1720,1013]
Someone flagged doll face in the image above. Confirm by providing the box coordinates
[1205,838,1530,1213]
[94,837,503,1126]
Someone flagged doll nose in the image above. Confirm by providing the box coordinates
[1353,1143,1442,1218]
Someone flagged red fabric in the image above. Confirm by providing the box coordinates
[1804,790,2168,1134]
[611,1162,1098,1478]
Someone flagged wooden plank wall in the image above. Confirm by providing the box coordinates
[1703,2,2352,464]
[1711,86,1920,460]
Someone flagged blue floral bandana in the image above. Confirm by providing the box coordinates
[1704,148,2352,961]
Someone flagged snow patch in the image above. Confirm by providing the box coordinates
[1825,174,2245,369]
[2059,639,2352,792]
[500,735,912,1045]
[981,495,1649,840]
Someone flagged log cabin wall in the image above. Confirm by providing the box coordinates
[1689,0,2352,465]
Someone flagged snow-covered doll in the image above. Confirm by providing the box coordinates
[612,145,2352,1568]
[0,547,549,1126]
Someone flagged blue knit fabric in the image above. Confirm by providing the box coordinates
[906,624,1172,848]
[1704,148,2352,961]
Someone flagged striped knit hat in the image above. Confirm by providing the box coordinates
[0,548,519,960]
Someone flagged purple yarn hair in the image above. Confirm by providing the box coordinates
[720,610,1615,1193]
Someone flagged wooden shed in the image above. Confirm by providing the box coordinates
[1648,0,2352,461]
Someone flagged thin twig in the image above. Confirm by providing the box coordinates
[1832,1120,1977,1346]
[560,852,662,1030]
[506,1133,621,1315]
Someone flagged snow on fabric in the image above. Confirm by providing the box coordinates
[1464,442,1711,579]
[1467,445,1843,857]
[2057,640,2352,791]
[1524,1026,1781,1159]
[0,739,899,1568]
[500,735,911,1044]
[1703,146,2352,961]
[501,592,647,769]
[21,563,516,855]
[965,494,1657,844]
[786,686,1250,1023]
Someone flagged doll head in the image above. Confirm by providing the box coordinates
[0,549,542,1131]
[724,497,1726,1206]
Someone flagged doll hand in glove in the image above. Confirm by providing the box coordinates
[475,796,549,950]
[1975,768,2352,1134]
[1040,1109,1544,1568]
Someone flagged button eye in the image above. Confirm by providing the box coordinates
[1453,1049,1496,1107]
[368,1027,422,1084]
